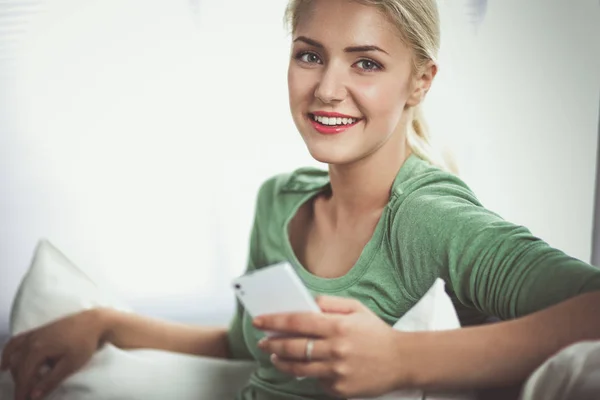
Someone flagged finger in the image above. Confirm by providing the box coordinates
[258,337,329,361]
[29,358,71,400]
[253,313,337,338]
[9,347,29,376]
[1,334,28,370]
[15,351,50,400]
[270,354,334,379]
[316,296,364,314]
[9,352,23,381]
[13,357,30,400]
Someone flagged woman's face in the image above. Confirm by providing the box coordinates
[288,0,427,165]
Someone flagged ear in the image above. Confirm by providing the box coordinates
[406,61,437,107]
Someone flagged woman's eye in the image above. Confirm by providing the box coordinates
[297,52,322,64]
[355,59,382,71]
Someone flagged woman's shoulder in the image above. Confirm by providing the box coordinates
[386,156,499,246]
[256,166,329,202]
[252,166,329,220]
[391,155,482,210]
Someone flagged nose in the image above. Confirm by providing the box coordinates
[314,64,347,104]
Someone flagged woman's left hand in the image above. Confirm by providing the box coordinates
[254,296,410,398]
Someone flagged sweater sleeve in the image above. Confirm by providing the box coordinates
[393,176,600,320]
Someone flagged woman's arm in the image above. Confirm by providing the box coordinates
[98,177,276,360]
[1,308,232,400]
[255,291,600,397]
[400,291,600,390]
[98,308,231,358]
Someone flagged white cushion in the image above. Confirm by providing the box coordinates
[519,340,600,400]
[9,239,133,335]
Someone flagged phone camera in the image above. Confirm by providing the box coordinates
[234,284,241,290]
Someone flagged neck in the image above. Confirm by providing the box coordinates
[326,131,412,219]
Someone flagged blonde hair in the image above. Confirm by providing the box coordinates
[285,0,457,173]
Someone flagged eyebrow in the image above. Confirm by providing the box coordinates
[293,36,389,55]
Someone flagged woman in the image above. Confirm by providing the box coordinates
[2,0,600,399]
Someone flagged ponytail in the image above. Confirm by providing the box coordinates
[407,106,458,174]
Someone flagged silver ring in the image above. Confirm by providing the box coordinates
[305,339,314,362]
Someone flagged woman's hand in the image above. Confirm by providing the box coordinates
[0,309,106,400]
[254,296,409,398]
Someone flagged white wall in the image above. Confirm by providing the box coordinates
[436,0,600,262]
[0,0,598,334]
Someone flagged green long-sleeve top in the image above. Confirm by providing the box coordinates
[228,154,600,400]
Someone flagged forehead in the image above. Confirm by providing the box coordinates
[294,0,407,51]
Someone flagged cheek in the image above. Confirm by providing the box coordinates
[288,67,314,107]
[354,79,409,122]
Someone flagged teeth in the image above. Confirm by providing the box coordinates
[312,114,357,126]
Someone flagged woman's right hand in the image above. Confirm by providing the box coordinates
[0,308,107,400]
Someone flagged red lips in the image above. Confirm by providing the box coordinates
[308,111,363,135]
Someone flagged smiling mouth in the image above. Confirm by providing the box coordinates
[308,113,361,127]
[307,113,363,135]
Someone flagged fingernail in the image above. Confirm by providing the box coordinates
[257,338,267,347]
[270,353,278,363]
[253,318,263,328]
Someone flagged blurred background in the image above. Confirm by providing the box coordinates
[0,0,599,339]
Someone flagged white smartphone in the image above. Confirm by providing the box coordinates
[232,261,320,336]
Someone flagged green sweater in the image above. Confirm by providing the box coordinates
[228,154,600,400]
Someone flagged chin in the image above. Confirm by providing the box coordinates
[295,118,370,166]
[304,141,360,166]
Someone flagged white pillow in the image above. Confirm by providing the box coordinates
[9,239,133,335]
[0,239,256,400]
[519,340,600,400]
